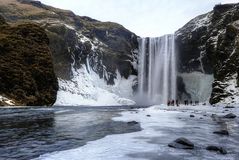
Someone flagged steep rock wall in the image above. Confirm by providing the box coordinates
[175,3,239,104]
[0,15,58,106]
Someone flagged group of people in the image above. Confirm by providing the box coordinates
[167,100,199,106]
[183,100,199,106]
[167,100,179,106]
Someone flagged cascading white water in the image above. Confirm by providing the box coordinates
[138,35,177,105]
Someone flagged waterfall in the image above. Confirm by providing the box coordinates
[138,35,177,105]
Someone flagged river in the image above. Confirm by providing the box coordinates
[0,106,142,160]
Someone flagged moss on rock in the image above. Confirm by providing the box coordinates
[0,16,58,106]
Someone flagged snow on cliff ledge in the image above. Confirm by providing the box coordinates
[54,65,136,106]
[0,95,15,106]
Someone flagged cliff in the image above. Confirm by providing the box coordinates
[0,0,138,105]
[0,15,58,106]
[176,3,239,104]
[0,0,138,81]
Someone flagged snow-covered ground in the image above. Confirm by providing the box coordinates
[55,65,136,106]
[0,95,15,106]
[36,105,239,160]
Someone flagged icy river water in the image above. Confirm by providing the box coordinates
[0,105,238,160]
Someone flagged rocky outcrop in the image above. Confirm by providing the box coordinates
[0,0,138,84]
[213,130,229,135]
[0,0,138,106]
[223,113,237,118]
[206,145,227,155]
[175,3,239,104]
[0,15,58,106]
[168,137,194,149]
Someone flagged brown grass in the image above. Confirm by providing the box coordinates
[0,0,51,18]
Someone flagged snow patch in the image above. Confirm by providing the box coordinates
[55,65,136,106]
[0,95,15,106]
[192,13,212,32]
[218,74,239,105]
[64,24,75,30]
[175,12,212,37]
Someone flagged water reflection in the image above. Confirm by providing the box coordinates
[0,106,141,160]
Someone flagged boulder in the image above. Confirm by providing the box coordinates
[168,138,194,149]
[223,113,237,119]
[190,115,195,118]
[127,121,139,125]
[211,114,217,117]
[206,145,227,155]
[224,106,235,109]
[213,130,229,135]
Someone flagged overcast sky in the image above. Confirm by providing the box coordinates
[40,0,239,37]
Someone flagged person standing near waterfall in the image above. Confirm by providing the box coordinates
[171,100,175,106]
[184,100,189,105]
[167,100,171,106]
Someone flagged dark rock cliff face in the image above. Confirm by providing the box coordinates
[0,15,58,106]
[175,3,239,104]
[0,0,138,84]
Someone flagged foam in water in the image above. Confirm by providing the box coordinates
[138,35,177,105]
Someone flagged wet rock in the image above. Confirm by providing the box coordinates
[223,113,237,119]
[127,121,139,125]
[213,130,229,135]
[190,115,195,118]
[211,114,217,117]
[168,138,194,149]
[224,106,235,109]
[206,145,227,155]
